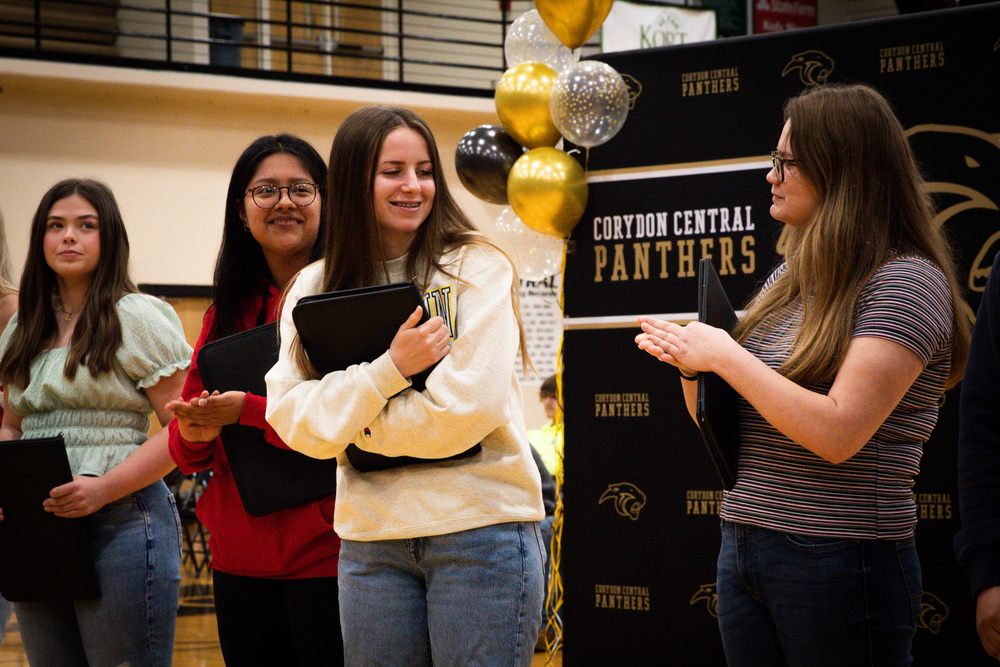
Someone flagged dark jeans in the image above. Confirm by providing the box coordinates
[717,520,922,667]
[213,569,343,666]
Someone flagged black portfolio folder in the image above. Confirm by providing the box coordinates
[0,435,100,601]
[197,322,338,517]
[695,258,741,489]
[292,281,481,472]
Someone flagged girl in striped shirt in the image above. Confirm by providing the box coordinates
[637,83,970,666]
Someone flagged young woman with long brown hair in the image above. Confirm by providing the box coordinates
[265,105,546,665]
[0,179,190,666]
[637,83,970,665]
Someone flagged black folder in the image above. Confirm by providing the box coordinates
[0,435,100,601]
[292,281,481,472]
[197,322,338,517]
[695,258,741,489]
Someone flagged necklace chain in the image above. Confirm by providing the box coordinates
[55,298,80,323]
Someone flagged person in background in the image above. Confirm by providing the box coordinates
[636,83,969,665]
[265,105,545,666]
[526,373,562,650]
[529,441,557,652]
[167,134,343,665]
[0,205,19,644]
[955,249,1000,661]
[527,373,562,476]
[0,179,190,666]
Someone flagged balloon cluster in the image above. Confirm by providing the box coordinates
[454,2,626,279]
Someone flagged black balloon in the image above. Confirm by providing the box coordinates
[454,125,524,205]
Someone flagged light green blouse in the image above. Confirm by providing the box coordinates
[0,293,192,476]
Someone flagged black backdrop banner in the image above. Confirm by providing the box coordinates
[561,4,1000,664]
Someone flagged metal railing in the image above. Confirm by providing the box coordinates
[0,0,595,95]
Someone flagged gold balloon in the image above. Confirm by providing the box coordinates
[495,63,562,149]
[507,147,588,238]
[536,0,615,50]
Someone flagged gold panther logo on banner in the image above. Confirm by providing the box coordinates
[905,124,1000,299]
[917,591,949,634]
[621,73,643,110]
[690,582,719,618]
[598,482,647,520]
[781,50,835,86]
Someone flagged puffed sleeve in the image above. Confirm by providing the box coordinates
[0,313,17,357]
[115,293,193,389]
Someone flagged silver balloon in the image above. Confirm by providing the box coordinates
[504,9,578,73]
[491,207,564,282]
[550,60,630,148]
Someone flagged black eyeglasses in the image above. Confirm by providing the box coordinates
[246,183,320,209]
[770,151,798,182]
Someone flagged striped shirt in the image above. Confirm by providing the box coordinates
[720,255,954,540]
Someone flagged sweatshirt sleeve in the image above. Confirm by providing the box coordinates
[955,250,1000,596]
[265,264,404,460]
[265,247,519,461]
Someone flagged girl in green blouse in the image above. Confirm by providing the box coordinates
[0,178,191,666]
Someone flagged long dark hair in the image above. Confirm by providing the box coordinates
[0,178,136,389]
[290,105,528,376]
[210,134,327,341]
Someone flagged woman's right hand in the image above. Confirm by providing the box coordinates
[389,306,451,379]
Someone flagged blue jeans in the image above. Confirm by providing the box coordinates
[717,520,922,667]
[338,521,545,666]
[539,514,554,600]
[16,480,182,667]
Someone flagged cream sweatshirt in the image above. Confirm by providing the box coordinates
[265,244,544,541]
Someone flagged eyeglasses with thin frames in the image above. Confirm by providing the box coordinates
[770,151,797,182]
[246,183,320,209]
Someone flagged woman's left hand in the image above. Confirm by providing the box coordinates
[44,475,113,518]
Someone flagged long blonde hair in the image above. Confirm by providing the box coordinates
[290,105,529,377]
[734,83,970,388]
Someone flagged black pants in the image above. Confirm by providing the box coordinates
[213,569,344,666]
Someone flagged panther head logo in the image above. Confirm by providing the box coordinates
[598,482,647,520]
[917,591,949,634]
[690,582,719,618]
[905,124,1000,311]
[781,50,835,86]
[620,73,643,110]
